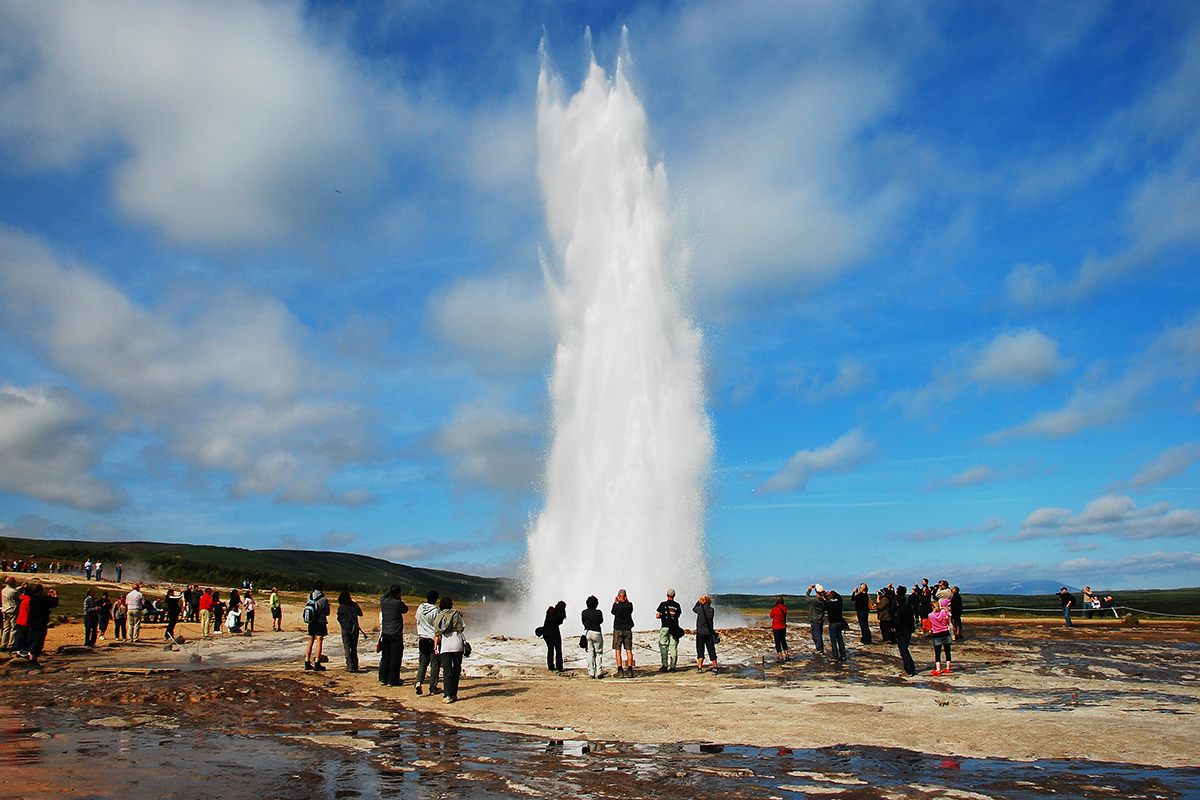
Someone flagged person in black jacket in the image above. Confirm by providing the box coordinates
[378,584,409,685]
[337,590,364,673]
[24,583,59,665]
[950,586,964,641]
[893,585,917,676]
[851,583,873,644]
[611,590,635,677]
[825,589,847,661]
[542,600,567,671]
[693,595,717,672]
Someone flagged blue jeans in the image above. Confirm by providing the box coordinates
[829,622,846,660]
[810,622,824,652]
[1063,607,1072,627]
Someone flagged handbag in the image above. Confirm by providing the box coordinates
[579,634,588,649]
[713,632,721,645]
[463,640,472,658]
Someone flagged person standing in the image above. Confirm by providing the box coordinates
[24,584,58,664]
[929,597,953,675]
[336,590,364,673]
[112,595,127,640]
[826,589,847,662]
[116,563,122,583]
[125,583,145,642]
[84,559,93,581]
[270,587,282,631]
[164,589,181,642]
[769,595,789,663]
[581,595,605,678]
[541,600,567,672]
[199,588,215,637]
[611,589,635,678]
[377,584,408,685]
[693,595,717,672]
[83,588,99,648]
[950,586,963,641]
[851,583,873,645]
[876,586,895,644]
[95,561,103,581]
[1058,587,1075,627]
[1,577,18,650]
[435,596,465,703]
[414,590,442,695]
[304,581,331,672]
[97,592,112,641]
[893,585,917,677]
[806,584,827,654]
[656,589,683,672]
[243,590,256,633]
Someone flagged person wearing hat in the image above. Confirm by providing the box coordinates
[655,589,682,672]
[806,584,827,654]
[611,589,635,677]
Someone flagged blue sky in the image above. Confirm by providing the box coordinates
[1,1,1198,593]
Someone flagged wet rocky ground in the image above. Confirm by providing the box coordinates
[1,659,1199,799]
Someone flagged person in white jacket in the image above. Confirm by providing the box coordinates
[414,590,441,696]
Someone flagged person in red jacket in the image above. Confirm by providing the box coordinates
[769,596,789,663]
[199,588,215,637]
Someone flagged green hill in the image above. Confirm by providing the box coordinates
[0,536,509,600]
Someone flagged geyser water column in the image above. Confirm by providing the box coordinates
[525,48,713,620]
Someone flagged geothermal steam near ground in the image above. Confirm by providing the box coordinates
[524,48,714,622]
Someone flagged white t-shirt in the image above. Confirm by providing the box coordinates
[125,589,144,611]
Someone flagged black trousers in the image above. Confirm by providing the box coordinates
[895,629,915,675]
[857,611,872,644]
[378,633,404,685]
[544,632,563,670]
[441,651,463,700]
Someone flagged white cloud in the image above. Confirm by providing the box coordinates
[426,276,553,372]
[0,385,125,512]
[925,462,1037,491]
[0,0,391,246]
[899,515,1007,542]
[1120,443,1200,489]
[431,402,543,493]
[625,1,930,310]
[991,309,1200,442]
[757,427,877,494]
[1014,494,1200,540]
[896,329,1071,416]
[781,357,878,404]
[968,330,1073,385]
[0,228,372,506]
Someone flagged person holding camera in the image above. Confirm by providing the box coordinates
[806,584,827,654]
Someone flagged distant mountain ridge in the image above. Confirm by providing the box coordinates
[0,536,509,600]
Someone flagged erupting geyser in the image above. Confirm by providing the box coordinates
[524,42,713,620]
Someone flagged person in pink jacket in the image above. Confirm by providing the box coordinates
[928,597,953,676]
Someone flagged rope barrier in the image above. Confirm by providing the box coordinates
[968,604,1198,619]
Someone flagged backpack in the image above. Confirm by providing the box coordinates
[303,594,319,624]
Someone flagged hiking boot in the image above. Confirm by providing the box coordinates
[658,666,667,672]
[313,662,326,672]
[304,661,314,671]
[415,685,423,696]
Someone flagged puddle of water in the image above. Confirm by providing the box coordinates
[2,702,1199,799]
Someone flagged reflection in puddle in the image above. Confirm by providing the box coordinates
[2,705,1198,799]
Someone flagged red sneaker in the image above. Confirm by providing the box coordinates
[930,669,942,676]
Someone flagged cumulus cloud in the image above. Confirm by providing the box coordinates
[0,228,372,506]
[896,329,1071,416]
[620,1,930,310]
[1118,443,1200,489]
[990,310,1200,442]
[757,427,877,494]
[426,276,553,372]
[0,384,125,512]
[431,402,543,493]
[1013,494,1200,540]
[0,0,392,246]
